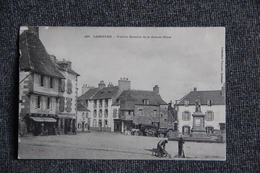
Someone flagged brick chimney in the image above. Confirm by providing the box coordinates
[153,85,159,94]
[118,78,130,91]
[98,80,106,89]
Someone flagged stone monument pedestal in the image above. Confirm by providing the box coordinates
[191,111,208,138]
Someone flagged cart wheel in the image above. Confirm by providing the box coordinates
[147,130,155,137]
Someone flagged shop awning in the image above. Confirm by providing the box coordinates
[30,117,57,122]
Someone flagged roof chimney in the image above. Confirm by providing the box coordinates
[98,80,106,89]
[193,87,197,91]
[153,85,159,94]
[82,84,94,94]
[118,78,131,91]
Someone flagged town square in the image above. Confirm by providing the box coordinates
[19,131,225,160]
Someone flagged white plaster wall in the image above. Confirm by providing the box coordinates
[33,73,59,95]
[178,104,225,133]
[30,94,57,114]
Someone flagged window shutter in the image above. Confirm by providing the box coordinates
[188,112,191,120]
[59,97,65,112]
[182,112,185,120]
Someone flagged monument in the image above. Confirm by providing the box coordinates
[191,100,208,138]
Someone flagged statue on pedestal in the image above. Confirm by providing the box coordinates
[195,99,201,112]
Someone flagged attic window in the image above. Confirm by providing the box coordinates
[207,99,213,106]
[143,100,149,105]
[184,100,189,107]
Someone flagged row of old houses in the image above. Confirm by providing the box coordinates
[19,27,79,136]
[76,79,226,139]
[76,79,175,135]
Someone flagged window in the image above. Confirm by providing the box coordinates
[93,110,97,118]
[105,99,108,108]
[82,112,85,120]
[37,96,41,108]
[206,126,214,134]
[139,109,143,116]
[99,109,102,118]
[143,100,149,105]
[104,120,108,127]
[182,111,191,121]
[113,108,117,118]
[182,125,190,135]
[94,100,97,108]
[60,79,65,92]
[207,99,213,106]
[184,100,189,107]
[50,77,53,88]
[46,97,51,109]
[205,111,214,121]
[153,110,157,117]
[99,100,102,108]
[104,109,108,118]
[40,75,44,86]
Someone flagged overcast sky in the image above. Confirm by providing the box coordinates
[39,27,225,103]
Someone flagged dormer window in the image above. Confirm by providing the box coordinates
[184,100,189,107]
[207,99,213,106]
[143,100,149,105]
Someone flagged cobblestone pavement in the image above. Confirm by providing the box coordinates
[18,132,226,160]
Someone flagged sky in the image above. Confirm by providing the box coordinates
[39,27,225,103]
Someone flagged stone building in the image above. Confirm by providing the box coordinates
[77,78,130,132]
[19,27,79,136]
[113,85,169,134]
[175,87,226,137]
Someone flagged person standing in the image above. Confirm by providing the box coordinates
[178,136,185,157]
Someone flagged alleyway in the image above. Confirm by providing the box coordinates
[19,132,226,160]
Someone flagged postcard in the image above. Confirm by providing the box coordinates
[18,27,225,160]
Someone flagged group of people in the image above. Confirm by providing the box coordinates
[156,137,185,158]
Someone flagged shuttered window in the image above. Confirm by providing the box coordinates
[205,111,214,121]
[182,111,191,121]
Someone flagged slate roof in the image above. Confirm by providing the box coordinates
[19,30,65,79]
[78,86,119,101]
[178,90,225,105]
[77,88,99,101]
[91,86,119,100]
[77,102,90,112]
[117,90,168,106]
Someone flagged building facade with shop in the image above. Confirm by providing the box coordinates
[175,87,226,137]
[19,27,79,136]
